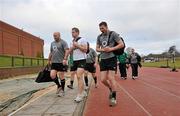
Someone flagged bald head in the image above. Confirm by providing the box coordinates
[53,32,61,41]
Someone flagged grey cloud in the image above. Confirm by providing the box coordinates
[1,0,180,57]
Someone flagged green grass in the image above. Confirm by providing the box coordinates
[142,58,180,69]
[0,55,47,68]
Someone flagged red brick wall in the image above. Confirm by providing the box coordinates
[21,37,32,56]
[32,41,43,57]
[3,31,19,55]
[0,21,44,57]
[0,30,2,54]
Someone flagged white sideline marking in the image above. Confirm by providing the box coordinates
[139,80,180,99]
[142,73,180,86]
[118,84,152,116]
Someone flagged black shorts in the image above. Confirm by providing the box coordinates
[85,63,96,73]
[100,57,117,71]
[51,63,68,72]
[70,59,86,71]
[119,63,127,77]
[70,65,76,72]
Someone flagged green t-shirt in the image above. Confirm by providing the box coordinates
[117,52,127,64]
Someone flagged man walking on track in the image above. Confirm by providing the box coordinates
[96,22,124,106]
[117,52,128,80]
[84,43,98,90]
[129,48,141,80]
[48,32,69,97]
[68,27,88,103]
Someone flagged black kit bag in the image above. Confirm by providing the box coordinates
[35,65,53,83]
[107,31,125,55]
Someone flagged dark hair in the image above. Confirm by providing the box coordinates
[87,42,89,46]
[72,27,80,33]
[99,21,108,27]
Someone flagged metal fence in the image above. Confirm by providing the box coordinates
[0,55,48,68]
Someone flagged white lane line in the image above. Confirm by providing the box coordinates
[117,84,152,116]
[8,86,56,116]
[142,74,180,86]
[139,80,180,100]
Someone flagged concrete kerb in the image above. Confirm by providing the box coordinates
[73,77,93,116]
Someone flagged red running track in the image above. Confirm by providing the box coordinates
[83,67,180,116]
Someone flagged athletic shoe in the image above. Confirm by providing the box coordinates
[67,85,73,89]
[74,95,84,103]
[124,77,127,80]
[132,76,135,80]
[56,87,61,94]
[58,90,65,97]
[85,86,89,91]
[109,98,117,107]
[134,76,138,79]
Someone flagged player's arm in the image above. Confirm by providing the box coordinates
[73,41,87,53]
[63,48,69,60]
[48,44,53,65]
[47,53,52,65]
[104,32,124,52]
[66,43,75,59]
[94,51,98,67]
[96,44,105,52]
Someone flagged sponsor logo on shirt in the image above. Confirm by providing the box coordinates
[53,46,58,51]
[102,41,107,47]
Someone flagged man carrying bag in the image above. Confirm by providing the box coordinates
[47,32,69,97]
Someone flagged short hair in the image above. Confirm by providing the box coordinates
[72,27,80,33]
[87,42,89,46]
[99,21,108,27]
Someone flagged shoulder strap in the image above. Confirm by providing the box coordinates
[75,37,81,42]
[107,31,113,46]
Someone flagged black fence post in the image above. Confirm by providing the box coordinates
[22,57,25,66]
[166,59,168,67]
[12,56,14,67]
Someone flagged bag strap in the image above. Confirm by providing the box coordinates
[75,37,81,42]
[107,31,113,46]
[44,64,49,70]
[86,42,89,53]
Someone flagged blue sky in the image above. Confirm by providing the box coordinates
[1,0,180,58]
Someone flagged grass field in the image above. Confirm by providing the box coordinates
[0,55,47,68]
[142,58,180,69]
[1,55,180,69]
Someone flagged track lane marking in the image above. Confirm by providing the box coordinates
[138,80,180,99]
[117,83,152,116]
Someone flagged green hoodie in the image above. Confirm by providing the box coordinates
[117,52,127,64]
